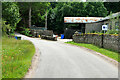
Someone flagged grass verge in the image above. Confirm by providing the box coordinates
[2,37,35,78]
[65,41,119,62]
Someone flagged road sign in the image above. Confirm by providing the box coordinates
[102,25,108,31]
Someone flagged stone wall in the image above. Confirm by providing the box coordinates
[103,35,119,51]
[73,34,119,52]
[85,34,103,47]
[73,35,85,43]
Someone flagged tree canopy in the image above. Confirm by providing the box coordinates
[47,2,108,34]
[2,2,120,35]
[2,2,21,32]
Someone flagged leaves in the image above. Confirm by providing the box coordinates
[47,2,108,34]
[17,2,50,27]
[2,2,21,31]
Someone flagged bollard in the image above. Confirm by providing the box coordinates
[39,35,40,38]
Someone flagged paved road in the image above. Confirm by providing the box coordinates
[16,34,118,78]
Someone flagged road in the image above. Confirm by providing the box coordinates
[16,33,118,78]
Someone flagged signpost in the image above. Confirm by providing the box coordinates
[102,25,108,34]
[101,25,108,48]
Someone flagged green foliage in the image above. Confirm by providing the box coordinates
[17,2,50,27]
[2,2,21,31]
[20,27,32,36]
[2,2,119,35]
[104,2,120,15]
[85,2,108,17]
[105,11,119,35]
[2,20,11,35]
[47,2,108,34]
[66,41,119,61]
[2,37,35,78]
[106,29,119,34]
[23,28,30,36]
[9,33,15,37]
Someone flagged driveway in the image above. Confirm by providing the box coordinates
[16,33,118,78]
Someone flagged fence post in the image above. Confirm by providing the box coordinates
[101,34,104,48]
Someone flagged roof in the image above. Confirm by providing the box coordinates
[64,12,120,24]
[95,12,120,22]
[30,27,47,30]
[64,17,103,23]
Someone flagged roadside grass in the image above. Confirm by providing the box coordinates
[65,41,119,62]
[2,37,35,78]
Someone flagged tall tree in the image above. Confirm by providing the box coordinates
[85,2,108,17]
[2,2,21,32]
[47,2,108,34]
[104,2,120,15]
[29,3,31,28]
[17,2,50,28]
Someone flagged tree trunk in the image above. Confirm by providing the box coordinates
[29,5,31,28]
[45,11,47,30]
[23,18,26,27]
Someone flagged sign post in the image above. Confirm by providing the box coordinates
[102,25,108,34]
[101,25,108,48]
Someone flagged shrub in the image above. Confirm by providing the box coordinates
[106,29,118,34]
[19,27,32,37]
[2,20,11,36]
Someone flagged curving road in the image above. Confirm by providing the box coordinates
[16,33,118,78]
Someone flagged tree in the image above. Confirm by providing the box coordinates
[85,2,108,17]
[2,2,21,32]
[47,2,108,34]
[104,2,120,15]
[1,20,11,35]
[17,2,50,28]
[29,3,31,28]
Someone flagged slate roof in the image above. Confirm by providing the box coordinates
[95,12,120,22]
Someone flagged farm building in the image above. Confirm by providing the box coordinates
[85,12,120,33]
[64,12,120,38]
[64,17,103,38]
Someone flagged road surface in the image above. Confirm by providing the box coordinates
[16,33,118,78]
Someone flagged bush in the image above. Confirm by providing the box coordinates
[106,29,118,34]
[87,29,118,35]
[19,27,32,37]
[2,20,12,36]
[2,2,21,30]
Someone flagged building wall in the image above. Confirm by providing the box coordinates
[85,17,120,33]
[85,22,103,33]
[103,35,118,51]
[103,18,120,30]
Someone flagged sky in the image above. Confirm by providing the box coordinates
[82,0,86,2]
